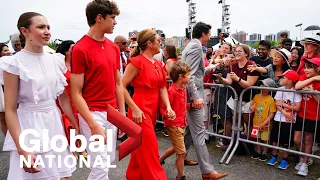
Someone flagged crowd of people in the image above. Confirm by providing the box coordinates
[199,31,320,177]
[0,0,319,180]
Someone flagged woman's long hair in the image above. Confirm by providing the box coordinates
[164,45,177,60]
[290,46,303,68]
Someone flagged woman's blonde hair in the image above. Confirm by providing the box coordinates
[130,29,157,58]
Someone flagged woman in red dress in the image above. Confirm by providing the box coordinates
[122,29,176,180]
[56,40,87,159]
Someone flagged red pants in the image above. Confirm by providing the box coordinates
[126,121,167,180]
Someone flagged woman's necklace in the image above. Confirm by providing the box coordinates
[87,33,104,50]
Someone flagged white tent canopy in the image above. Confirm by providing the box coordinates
[6,40,56,54]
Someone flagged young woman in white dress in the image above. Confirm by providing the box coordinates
[0,12,79,180]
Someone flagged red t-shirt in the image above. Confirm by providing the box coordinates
[203,58,213,87]
[161,83,188,127]
[71,35,120,111]
[229,60,259,102]
[298,77,320,121]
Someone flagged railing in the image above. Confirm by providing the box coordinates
[226,86,320,164]
[157,82,320,166]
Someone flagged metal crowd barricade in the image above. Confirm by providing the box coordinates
[226,86,320,164]
[157,81,239,164]
[203,83,239,164]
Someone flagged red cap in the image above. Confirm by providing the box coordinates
[278,70,299,83]
[304,57,320,67]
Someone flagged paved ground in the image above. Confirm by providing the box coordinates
[0,132,318,180]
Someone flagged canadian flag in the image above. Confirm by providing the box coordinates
[251,126,259,139]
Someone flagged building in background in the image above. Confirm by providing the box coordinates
[249,33,262,41]
[165,36,186,50]
[265,33,276,41]
[231,31,247,43]
[277,30,290,41]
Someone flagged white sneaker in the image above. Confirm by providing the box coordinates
[295,161,302,171]
[295,158,313,170]
[297,163,309,177]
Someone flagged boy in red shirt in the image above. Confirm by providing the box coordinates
[70,1,125,179]
[159,61,190,180]
[294,57,320,176]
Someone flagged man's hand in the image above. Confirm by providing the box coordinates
[192,98,204,109]
[90,123,107,144]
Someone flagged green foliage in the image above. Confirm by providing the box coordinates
[48,41,58,50]
[176,48,181,54]
[251,40,280,50]
[252,41,259,49]
[270,40,280,47]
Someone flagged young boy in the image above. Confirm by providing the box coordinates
[294,57,320,176]
[267,70,302,170]
[159,61,190,180]
[250,78,277,161]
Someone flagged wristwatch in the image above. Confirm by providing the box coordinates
[237,78,241,82]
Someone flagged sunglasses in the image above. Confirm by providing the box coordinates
[116,41,127,45]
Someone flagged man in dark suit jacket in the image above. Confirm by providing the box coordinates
[182,22,227,180]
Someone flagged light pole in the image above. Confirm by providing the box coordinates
[295,23,303,40]
[186,0,196,39]
[219,0,231,35]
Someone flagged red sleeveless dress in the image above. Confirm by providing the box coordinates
[126,55,167,180]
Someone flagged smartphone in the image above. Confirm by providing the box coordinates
[132,37,137,41]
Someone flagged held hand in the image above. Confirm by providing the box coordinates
[19,151,41,173]
[247,64,257,72]
[90,123,107,144]
[192,98,204,109]
[275,101,283,107]
[166,108,176,120]
[230,72,239,81]
[132,108,146,124]
[283,111,294,121]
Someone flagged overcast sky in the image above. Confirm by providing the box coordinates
[0,0,319,43]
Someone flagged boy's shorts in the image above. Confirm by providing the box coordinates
[166,126,186,155]
[295,116,320,134]
[271,120,294,148]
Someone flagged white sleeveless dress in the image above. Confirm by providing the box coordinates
[0,49,76,180]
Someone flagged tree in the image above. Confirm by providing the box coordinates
[176,48,181,54]
[48,41,58,50]
[270,40,280,47]
[252,41,259,49]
